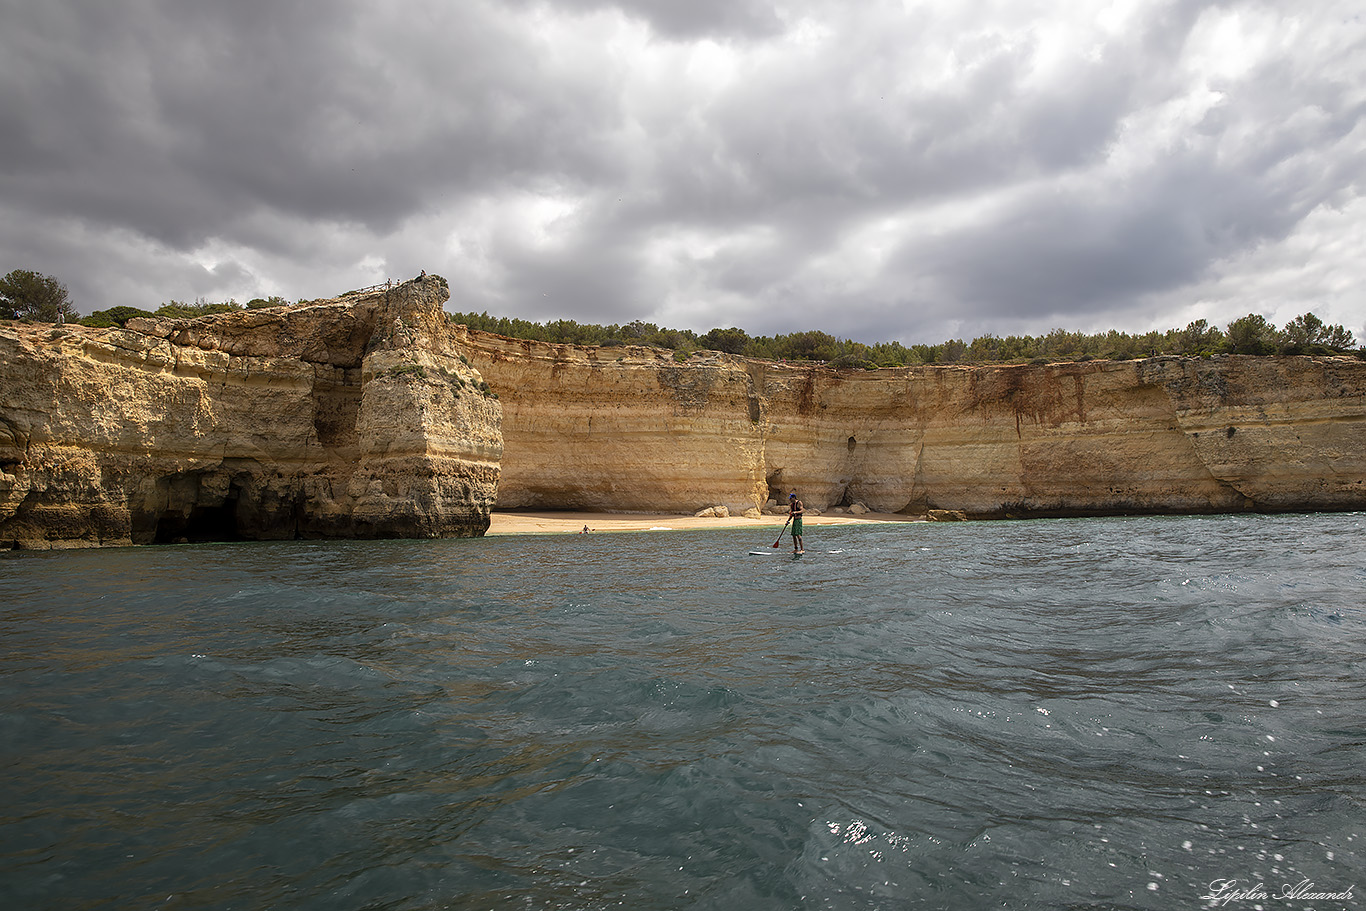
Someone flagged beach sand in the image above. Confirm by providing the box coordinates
[486,510,920,536]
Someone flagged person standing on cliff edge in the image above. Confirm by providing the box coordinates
[788,492,805,554]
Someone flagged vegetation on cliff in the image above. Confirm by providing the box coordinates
[77,296,293,328]
[0,267,301,328]
[448,310,1361,367]
[3,265,1357,366]
[0,269,77,323]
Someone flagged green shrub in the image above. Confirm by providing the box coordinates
[79,306,155,328]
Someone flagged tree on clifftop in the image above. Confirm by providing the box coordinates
[1281,312,1357,354]
[0,269,76,322]
[79,306,155,328]
[1224,314,1279,355]
[700,326,750,354]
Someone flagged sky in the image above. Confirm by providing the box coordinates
[2,0,1363,346]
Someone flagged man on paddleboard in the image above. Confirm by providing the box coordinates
[788,492,805,554]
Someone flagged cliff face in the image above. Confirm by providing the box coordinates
[458,332,1365,518]
[0,278,501,548]
[454,332,767,512]
[5,290,1362,549]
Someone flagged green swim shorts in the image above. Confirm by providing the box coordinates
[791,515,803,535]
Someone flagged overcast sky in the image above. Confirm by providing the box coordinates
[2,0,1362,345]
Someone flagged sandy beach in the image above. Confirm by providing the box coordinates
[486,509,920,536]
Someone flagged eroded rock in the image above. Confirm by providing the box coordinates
[0,277,501,548]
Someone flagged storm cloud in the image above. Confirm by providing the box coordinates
[2,0,1362,344]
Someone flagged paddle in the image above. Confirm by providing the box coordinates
[772,512,792,547]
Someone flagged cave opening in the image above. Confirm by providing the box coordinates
[765,468,785,504]
[154,489,242,544]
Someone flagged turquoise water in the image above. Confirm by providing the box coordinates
[2,514,1363,910]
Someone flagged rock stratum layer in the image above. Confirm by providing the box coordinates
[4,282,1363,548]
[1,278,501,548]
[458,332,1366,518]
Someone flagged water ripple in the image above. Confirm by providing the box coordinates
[2,513,1362,910]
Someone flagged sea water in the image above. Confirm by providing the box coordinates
[1,513,1362,910]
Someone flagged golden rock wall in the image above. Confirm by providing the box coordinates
[0,278,501,548]
[461,332,1365,518]
[5,287,1361,550]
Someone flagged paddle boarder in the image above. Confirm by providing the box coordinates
[788,492,805,554]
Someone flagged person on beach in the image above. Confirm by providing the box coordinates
[788,492,805,554]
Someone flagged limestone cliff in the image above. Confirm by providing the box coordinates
[453,332,766,512]
[456,331,1365,518]
[5,290,1362,548]
[0,278,501,548]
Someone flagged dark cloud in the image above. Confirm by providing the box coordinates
[506,0,786,39]
[1,0,1361,342]
[1,0,623,243]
